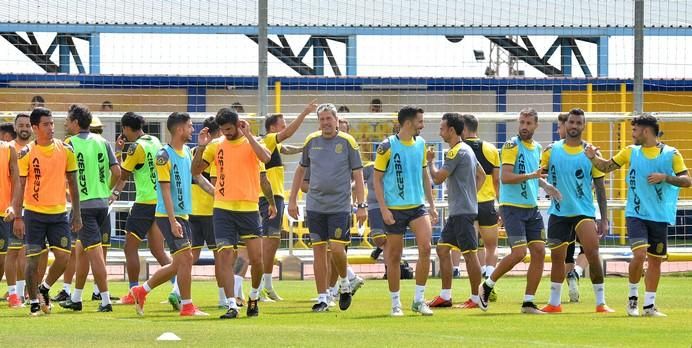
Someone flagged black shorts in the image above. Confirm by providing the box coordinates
[0,220,10,254]
[500,206,545,248]
[77,208,111,250]
[24,210,71,256]
[384,205,428,235]
[626,217,668,257]
[477,201,499,228]
[306,211,351,245]
[439,214,478,253]
[260,196,284,238]
[8,221,23,250]
[213,208,261,251]
[190,215,216,250]
[155,217,192,255]
[125,203,156,241]
[547,214,594,249]
[368,208,386,241]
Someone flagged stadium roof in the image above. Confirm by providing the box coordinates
[0,0,691,35]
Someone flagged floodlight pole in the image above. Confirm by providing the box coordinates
[633,0,644,114]
[258,0,269,117]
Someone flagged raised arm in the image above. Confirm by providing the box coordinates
[239,120,271,163]
[280,144,304,155]
[426,147,449,185]
[276,99,317,143]
[191,128,213,176]
[585,144,621,174]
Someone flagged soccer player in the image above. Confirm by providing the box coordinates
[540,108,613,313]
[58,104,120,312]
[556,112,590,303]
[426,113,486,310]
[373,106,438,317]
[0,123,16,141]
[193,108,276,319]
[111,112,178,307]
[479,108,560,314]
[189,116,225,307]
[130,112,213,317]
[15,107,83,316]
[457,113,501,305]
[288,103,366,313]
[258,100,315,301]
[1,132,22,307]
[4,113,34,307]
[87,116,119,302]
[586,113,691,317]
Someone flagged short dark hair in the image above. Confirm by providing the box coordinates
[31,95,45,104]
[216,108,239,127]
[442,113,464,135]
[101,100,113,110]
[370,98,382,106]
[568,108,585,120]
[0,122,16,139]
[121,112,145,131]
[231,102,245,113]
[631,113,660,136]
[68,104,92,130]
[397,105,424,125]
[166,112,191,133]
[519,107,538,122]
[15,113,29,123]
[557,112,569,123]
[461,114,478,132]
[203,116,219,133]
[264,114,284,132]
[29,107,52,126]
[337,105,350,113]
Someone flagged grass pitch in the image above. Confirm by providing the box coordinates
[1,276,691,347]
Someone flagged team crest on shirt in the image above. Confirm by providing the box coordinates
[503,142,517,150]
[127,144,137,156]
[656,243,664,254]
[18,146,30,159]
[156,149,169,165]
[334,227,342,239]
[335,143,343,154]
[60,237,68,248]
[102,233,109,243]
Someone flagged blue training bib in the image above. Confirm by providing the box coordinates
[383,135,426,207]
[547,140,596,217]
[626,145,680,224]
[156,145,193,216]
[499,136,541,207]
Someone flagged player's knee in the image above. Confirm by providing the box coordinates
[530,245,546,259]
[510,246,528,259]
[435,245,450,258]
[418,244,431,259]
[631,248,646,263]
[248,253,262,267]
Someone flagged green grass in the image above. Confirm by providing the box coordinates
[1,276,691,347]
